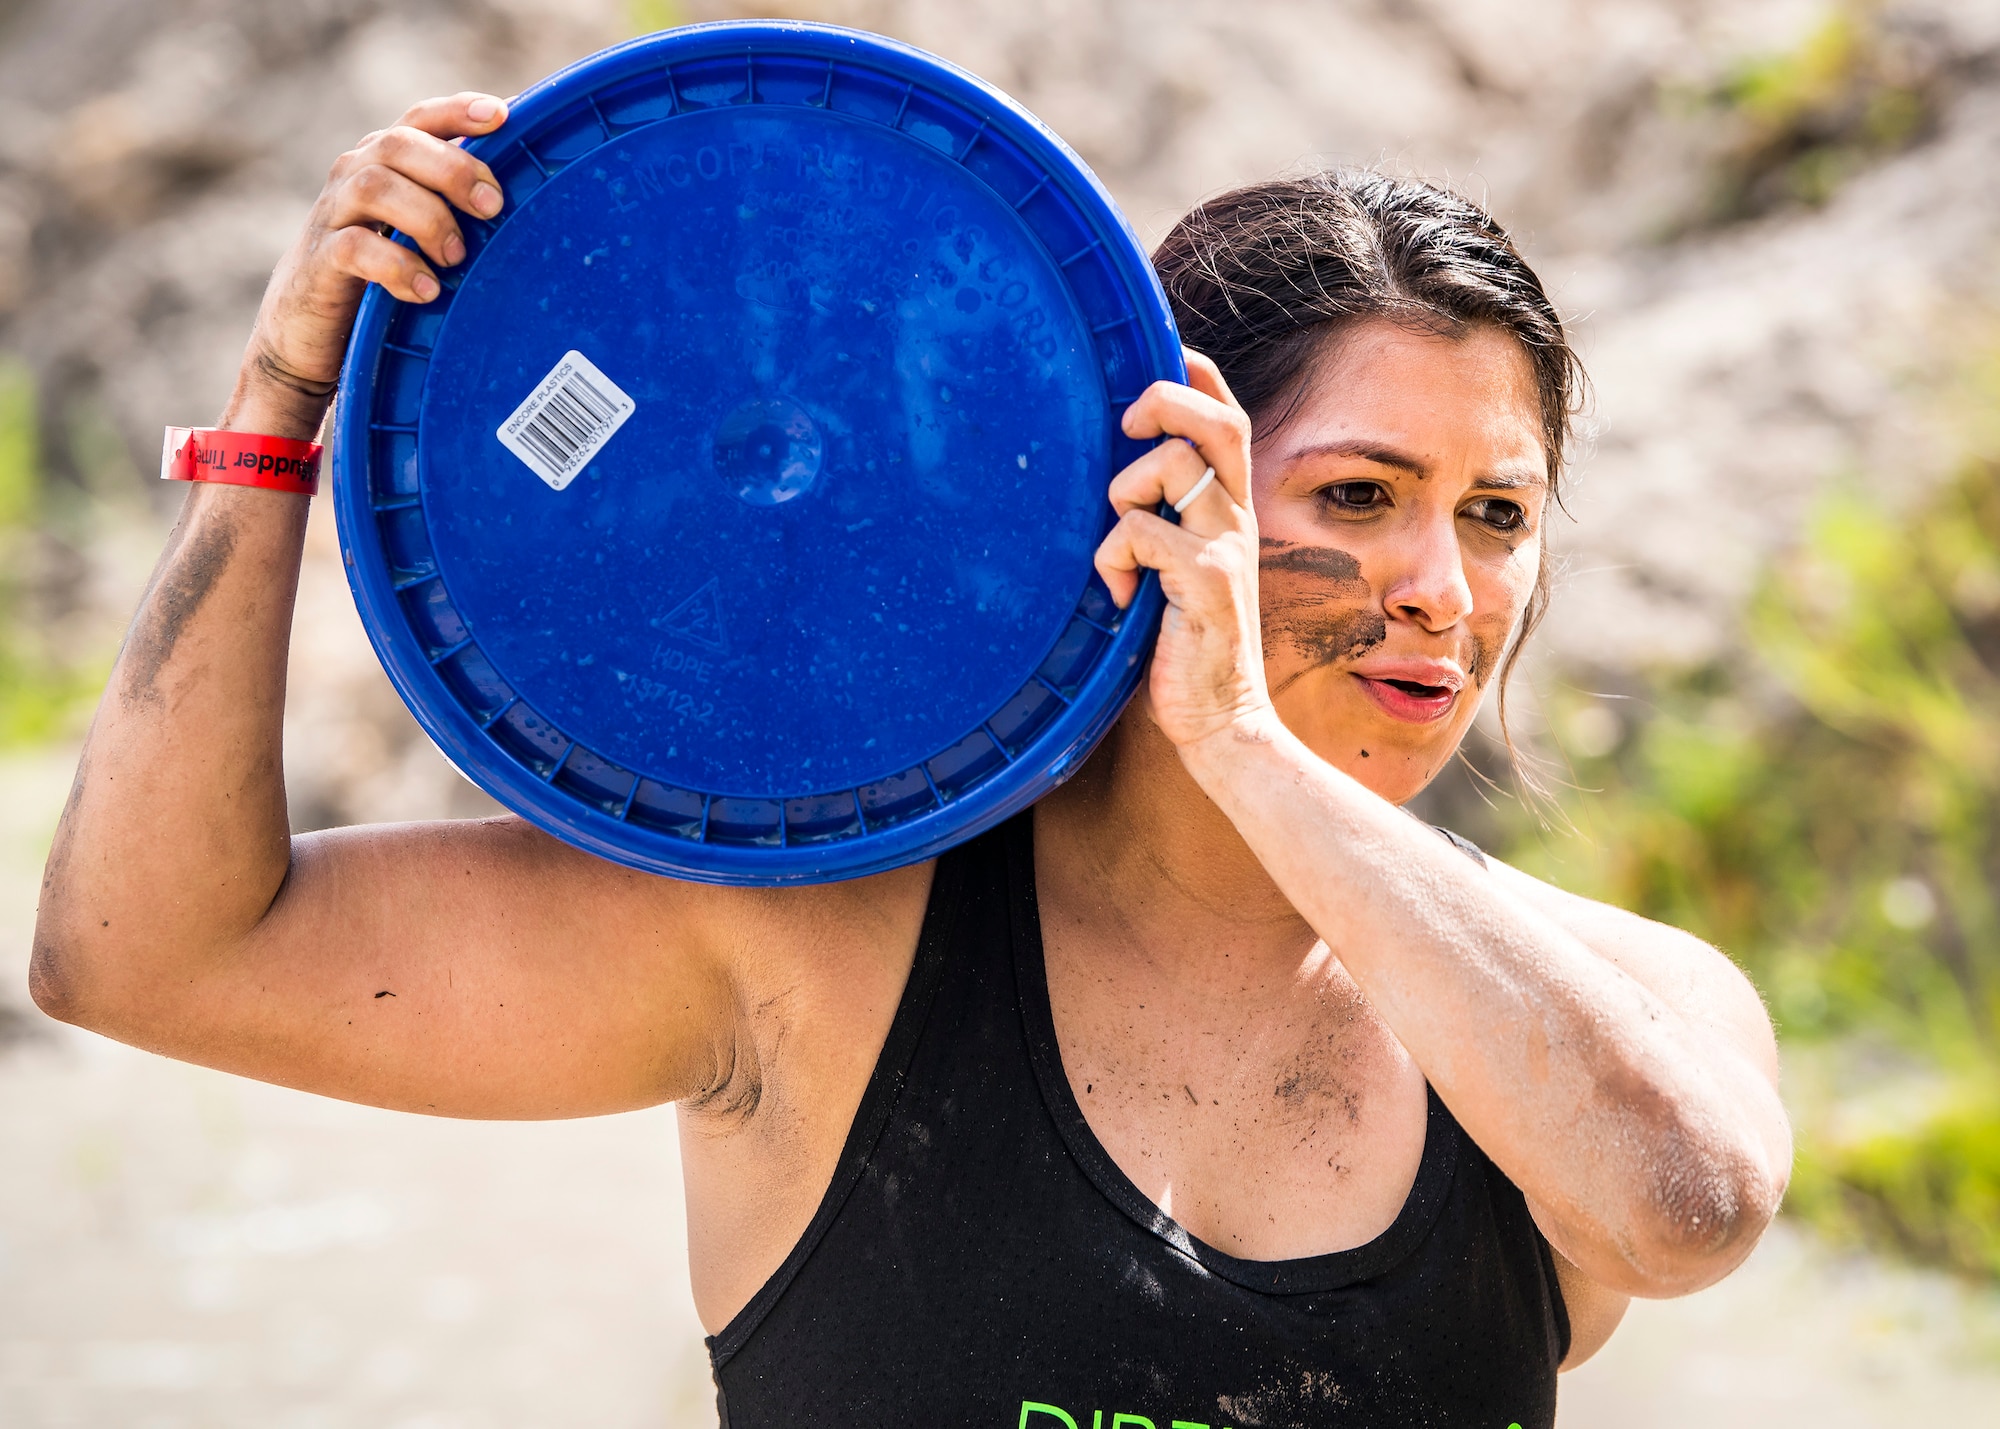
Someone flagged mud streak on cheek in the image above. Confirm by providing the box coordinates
[1258,538,1368,586]
[1258,538,1387,695]
[1468,631,1496,686]
[1466,603,1520,686]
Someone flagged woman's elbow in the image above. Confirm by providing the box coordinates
[28,898,122,1031]
[1624,1125,1790,1296]
[28,906,150,1037]
[29,922,86,1026]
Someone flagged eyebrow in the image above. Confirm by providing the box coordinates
[1286,439,1544,490]
[1290,439,1430,477]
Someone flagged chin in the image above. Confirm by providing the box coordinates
[1281,691,1469,788]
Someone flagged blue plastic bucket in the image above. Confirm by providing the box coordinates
[333,21,1181,883]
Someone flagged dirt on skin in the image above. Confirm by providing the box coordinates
[3,1,2000,1425]
[1257,538,1387,696]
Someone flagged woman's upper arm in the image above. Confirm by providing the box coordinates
[1489,857,1794,1298]
[76,814,750,1119]
[1552,1242,1630,1369]
[1485,858,1782,1088]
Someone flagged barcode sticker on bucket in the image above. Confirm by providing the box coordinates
[496,350,636,491]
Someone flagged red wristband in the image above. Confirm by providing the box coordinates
[161,427,323,496]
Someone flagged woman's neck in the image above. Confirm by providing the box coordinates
[1034,701,1319,977]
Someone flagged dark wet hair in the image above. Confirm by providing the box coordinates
[1152,168,1585,772]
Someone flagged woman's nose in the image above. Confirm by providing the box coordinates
[1382,511,1474,632]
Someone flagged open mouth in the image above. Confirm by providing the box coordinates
[1354,673,1460,723]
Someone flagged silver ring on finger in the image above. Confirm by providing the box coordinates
[1173,466,1218,515]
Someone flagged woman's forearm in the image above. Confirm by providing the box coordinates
[1180,718,1787,1295]
[31,379,318,1025]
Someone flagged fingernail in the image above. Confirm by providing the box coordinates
[413,273,440,302]
[467,97,502,123]
[443,233,465,265]
[471,181,502,217]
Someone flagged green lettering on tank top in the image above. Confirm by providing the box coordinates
[1016,1397,1234,1429]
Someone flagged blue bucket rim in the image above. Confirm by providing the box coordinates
[332,19,1181,884]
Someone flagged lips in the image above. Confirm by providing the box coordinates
[1350,664,1464,724]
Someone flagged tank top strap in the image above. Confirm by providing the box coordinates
[1003,811,1465,1294]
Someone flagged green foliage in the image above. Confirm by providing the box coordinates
[0,358,102,746]
[1504,449,2000,1277]
[627,0,687,37]
[1696,3,1937,222]
[1788,1077,2000,1277]
[0,356,36,528]
[1722,9,1887,135]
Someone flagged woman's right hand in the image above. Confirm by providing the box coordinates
[230,92,511,433]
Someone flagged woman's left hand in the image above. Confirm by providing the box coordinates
[1094,351,1276,753]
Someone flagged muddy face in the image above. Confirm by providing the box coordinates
[1258,539,1387,696]
[1246,319,1550,803]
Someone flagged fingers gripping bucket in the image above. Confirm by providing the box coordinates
[332,21,1182,884]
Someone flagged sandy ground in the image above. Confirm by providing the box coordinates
[4,746,1999,1428]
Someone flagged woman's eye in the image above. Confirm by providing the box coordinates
[1319,481,1387,513]
[1465,498,1526,532]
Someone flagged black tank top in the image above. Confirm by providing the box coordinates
[708,814,1570,1428]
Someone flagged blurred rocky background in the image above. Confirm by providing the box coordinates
[4,0,2000,1424]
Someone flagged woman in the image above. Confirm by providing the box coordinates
[31,93,1790,1428]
